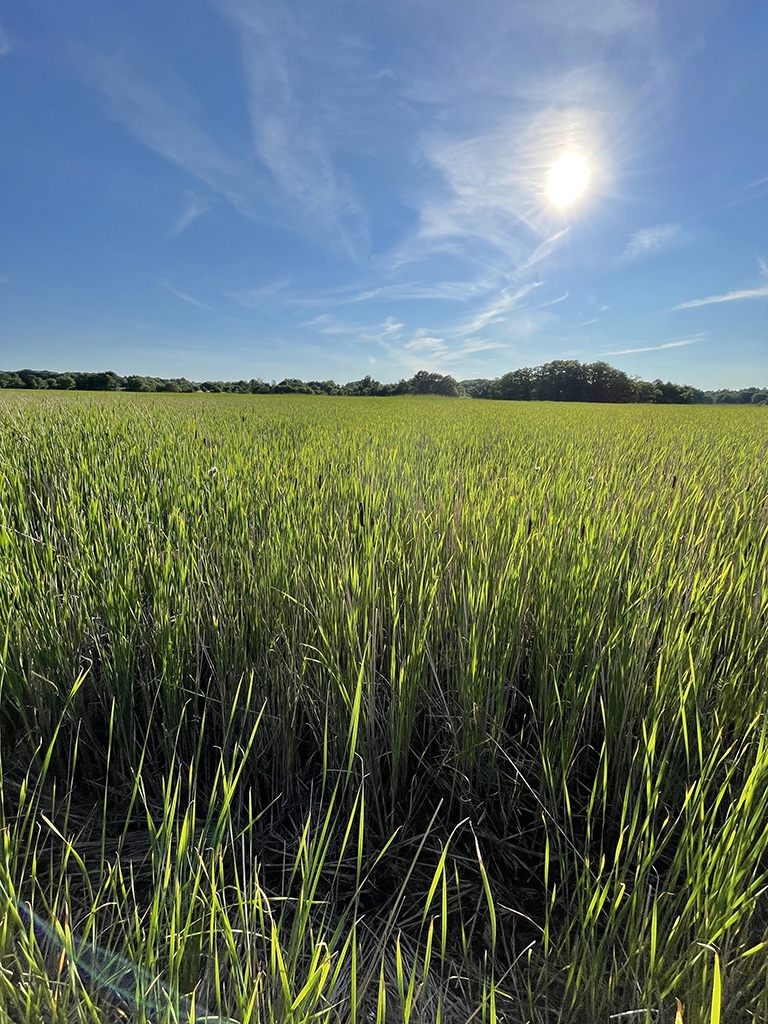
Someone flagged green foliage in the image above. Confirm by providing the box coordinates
[0,394,767,1023]
[2,360,756,403]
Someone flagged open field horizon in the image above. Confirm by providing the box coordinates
[1,393,768,1024]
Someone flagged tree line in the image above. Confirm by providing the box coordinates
[0,361,765,404]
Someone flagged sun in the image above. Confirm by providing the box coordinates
[547,152,590,207]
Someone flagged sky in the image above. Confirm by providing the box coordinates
[0,0,766,388]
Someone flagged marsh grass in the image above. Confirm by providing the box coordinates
[1,393,767,1022]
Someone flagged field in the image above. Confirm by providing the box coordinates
[1,392,767,1024]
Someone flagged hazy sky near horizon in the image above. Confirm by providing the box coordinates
[1,0,766,388]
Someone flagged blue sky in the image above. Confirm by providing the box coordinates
[1,0,766,388]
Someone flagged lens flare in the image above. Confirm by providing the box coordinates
[547,153,590,207]
[16,901,232,1023]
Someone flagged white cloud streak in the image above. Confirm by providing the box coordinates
[0,25,12,57]
[622,222,681,259]
[404,334,446,352]
[169,192,213,238]
[395,330,506,372]
[674,260,768,308]
[74,49,255,215]
[454,282,543,336]
[216,0,369,259]
[721,175,768,210]
[603,338,700,355]
[336,279,503,305]
[297,299,556,377]
[227,279,291,308]
[230,274,509,311]
[74,36,365,252]
[522,0,658,35]
[675,285,768,309]
[158,279,213,310]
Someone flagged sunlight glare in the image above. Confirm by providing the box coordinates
[547,152,590,207]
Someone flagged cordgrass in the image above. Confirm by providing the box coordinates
[1,392,767,1023]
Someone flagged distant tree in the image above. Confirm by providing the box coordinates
[631,378,660,404]
[535,360,588,402]
[17,369,45,388]
[685,387,709,404]
[0,361,759,404]
[126,375,157,392]
[491,367,534,401]
[460,378,493,398]
[651,380,694,404]
[585,361,635,403]
[74,371,122,391]
[342,375,383,396]
[307,380,340,395]
[408,370,462,396]
[273,378,313,394]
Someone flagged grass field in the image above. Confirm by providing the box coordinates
[1,392,767,1024]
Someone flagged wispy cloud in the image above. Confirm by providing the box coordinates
[169,192,213,238]
[527,0,658,35]
[301,311,503,375]
[720,175,768,210]
[301,313,406,344]
[0,275,14,285]
[531,291,569,310]
[0,24,12,57]
[622,222,682,260]
[603,338,701,356]
[393,2,662,274]
[74,49,255,213]
[674,285,768,308]
[379,0,673,340]
[216,0,369,258]
[227,279,291,308]
[298,301,551,377]
[337,278,503,306]
[74,39,364,254]
[517,229,571,273]
[158,279,213,310]
[396,330,506,372]
[454,281,543,336]
[412,111,598,265]
[404,334,446,353]
[674,260,768,308]
[229,274,507,312]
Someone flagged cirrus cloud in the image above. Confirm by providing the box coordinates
[602,336,702,356]
[622,222,682,260]
[0,25,12,57]
[674,258,768,309]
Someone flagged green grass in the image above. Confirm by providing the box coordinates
[0,392,767,1023]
